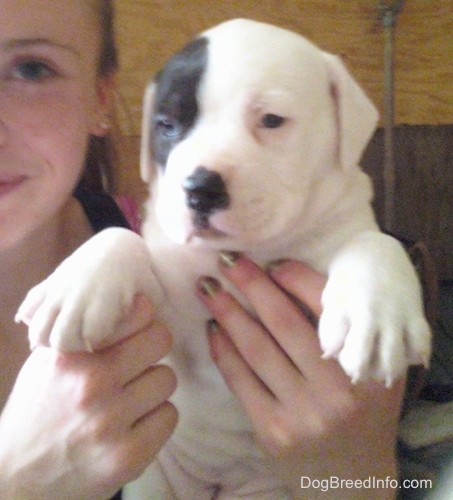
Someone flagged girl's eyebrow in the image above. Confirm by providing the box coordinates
[1,38,80,57]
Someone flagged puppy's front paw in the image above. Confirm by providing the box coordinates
[16,228,159,352]
[319,232,432,386]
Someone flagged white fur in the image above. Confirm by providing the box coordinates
[17,19,431,498]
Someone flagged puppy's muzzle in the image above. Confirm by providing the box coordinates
[183,167,230,224]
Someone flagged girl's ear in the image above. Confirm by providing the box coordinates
[91,73,116,137]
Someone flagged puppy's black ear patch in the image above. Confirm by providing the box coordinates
[151,37,208,168]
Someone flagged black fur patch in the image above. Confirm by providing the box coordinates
[151,37,208,168]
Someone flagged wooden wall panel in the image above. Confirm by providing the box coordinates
[114,0,453,137]
[362,125,453,280]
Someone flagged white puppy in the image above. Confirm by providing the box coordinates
[17,19,431,499]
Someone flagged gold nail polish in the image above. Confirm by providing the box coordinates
[206,318,220,334]
[198,276,221,297]
[219,250,240,267]
[266,259,288,274]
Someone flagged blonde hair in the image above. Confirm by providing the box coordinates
[79,0,119,193]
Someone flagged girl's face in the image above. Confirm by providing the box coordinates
[0,0,112,249]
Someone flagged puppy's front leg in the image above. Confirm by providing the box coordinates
[16,228,162,353]
[319,231,431,386]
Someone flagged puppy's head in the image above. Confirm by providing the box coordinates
[141,19,378,250]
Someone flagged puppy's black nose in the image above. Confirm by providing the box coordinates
[183,167,230,214]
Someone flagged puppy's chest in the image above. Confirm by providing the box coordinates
[149,245,217,341]
[146,241,250,378]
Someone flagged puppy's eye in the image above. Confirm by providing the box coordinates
[155,117,181,137]
[261,114,285,129]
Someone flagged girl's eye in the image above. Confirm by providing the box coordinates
[261,113,286,129]
[11,61,55,82]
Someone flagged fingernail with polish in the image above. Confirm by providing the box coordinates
[266,259,288,274]
[198,276,221,297]
[207,319,222,362]
[219,250,240,268]
[206,318,220,335]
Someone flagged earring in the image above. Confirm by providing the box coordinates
[99,114,111,131]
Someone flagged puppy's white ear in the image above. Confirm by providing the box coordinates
[324,53,379,169]
[140,82,156,183]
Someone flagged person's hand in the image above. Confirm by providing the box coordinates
[0,295,177,500]
[197,254,404,499]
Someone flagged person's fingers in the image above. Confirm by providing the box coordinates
[212,253,326,372]
[208,321,277,413]
[267,259,326,319]
[200,253,354,391]
[123,364,177,424]
[95,294,157,349]
[198,278,307,398]
[103,321,173,387]
[118,401,178,480]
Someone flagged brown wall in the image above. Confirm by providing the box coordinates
[362,125,453,280]
[114,0,453,136]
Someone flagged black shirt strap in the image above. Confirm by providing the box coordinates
[73,187,130,233]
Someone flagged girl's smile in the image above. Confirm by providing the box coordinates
[0,0,112,250]
[0,176,27,197]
